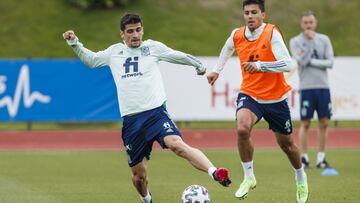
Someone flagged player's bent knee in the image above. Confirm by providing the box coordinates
[278,141,295,154]
[173,147,187,157]
[301,120,311,129]
[319,121,329,129]
[279,144,291,153]
[168,140,188,157]
[237,126,251,139]
[133,173,147,184]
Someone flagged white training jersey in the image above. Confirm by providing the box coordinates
[289,32,334,90]
[67,38,205,117]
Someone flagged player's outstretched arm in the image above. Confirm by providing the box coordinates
[210,30,236,80]
[62,30,110,68]
[149,40,205,75]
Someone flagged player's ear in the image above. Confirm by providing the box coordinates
[119,31,124,39]
[262,12,266,20]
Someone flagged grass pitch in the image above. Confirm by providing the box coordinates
[0,149,359,202]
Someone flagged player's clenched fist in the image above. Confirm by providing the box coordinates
[63,30,76,40]
[206,72,219,86]
[243,62,260,74]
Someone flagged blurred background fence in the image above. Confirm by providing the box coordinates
[1,57,359,122]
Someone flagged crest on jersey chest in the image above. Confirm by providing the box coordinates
[141,46,150,56]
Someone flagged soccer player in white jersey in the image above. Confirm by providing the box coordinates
[290,11,334,169]
[63,13,231,203]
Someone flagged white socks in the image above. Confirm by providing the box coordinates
[301,153,309,162]
[241,161,254,178]
[294,166,307,183]
[140,191,152,203]
[302,152,326,164]
[317,152,325,164]
[208,166,217,179]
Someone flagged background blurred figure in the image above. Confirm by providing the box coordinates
[207,0,308,202]
[289,10,334,169]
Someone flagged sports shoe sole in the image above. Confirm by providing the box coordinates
[236,185,256,200]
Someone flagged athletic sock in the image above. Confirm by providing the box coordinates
[301,153,309,162]
[208,166,217,179]
[317,152,325,164]
[294,166,306,183]
[241,161,254,178]
[140,191,152,203]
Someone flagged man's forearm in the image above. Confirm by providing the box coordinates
[309,59,333,69]
[160,50,205,73]
[67,37,107,68]
[256,59,293,72]
[212,41,234,74]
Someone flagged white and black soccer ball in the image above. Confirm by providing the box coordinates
[181,184,211,203]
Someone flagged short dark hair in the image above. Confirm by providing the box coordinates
[243,0,265,12]
[301,10,316,18]
[120,13,143,31]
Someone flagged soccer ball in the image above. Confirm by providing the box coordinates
[181,184,211,203]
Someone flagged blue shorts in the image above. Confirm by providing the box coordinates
[236,93,293,135]
[121,105,181,167]
[300,89,332,120]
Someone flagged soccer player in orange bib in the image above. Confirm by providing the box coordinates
[207,0,308,202]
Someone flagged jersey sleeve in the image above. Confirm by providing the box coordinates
[67,37,111,68]
[151,40,205,74]
[256,29,293,72]
[212,29,237,74]
[309,35,334,69]
[289,36,312,67]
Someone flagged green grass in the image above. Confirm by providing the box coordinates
[0,149,359,202]
[0,0,360,57]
